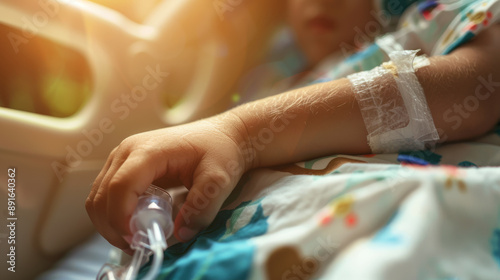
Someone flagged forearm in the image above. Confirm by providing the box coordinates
[229,27,500,169]
[418,32,500,142]
[229,78,370,169]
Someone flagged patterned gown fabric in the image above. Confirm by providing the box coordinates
[139,1,500,279]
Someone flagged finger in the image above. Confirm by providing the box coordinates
[174,165,235,242]
[86,147,117,205]
[168,186,189,219]
[96,219,132,251]
[106,152,165,238]
[87,194,131,251]
[97,148,130,202]
[86,149,131,250]
[87,150,135,250]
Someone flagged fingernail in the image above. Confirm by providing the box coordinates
[178,227,197,242]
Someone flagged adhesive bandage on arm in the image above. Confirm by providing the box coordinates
[347,50,440,153]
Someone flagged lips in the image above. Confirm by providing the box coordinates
[306,15,335,33]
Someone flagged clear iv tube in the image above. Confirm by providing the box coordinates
[97,185,173,280]
[130,185,173,280]
[143,225,164,280]
[124,245,146,280]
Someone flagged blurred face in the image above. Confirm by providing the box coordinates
[288,0,375,66]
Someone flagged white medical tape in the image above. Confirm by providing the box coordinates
[376,35,431,69]
[348,50,439,153]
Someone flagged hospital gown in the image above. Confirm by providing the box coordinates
[138,1,500,279]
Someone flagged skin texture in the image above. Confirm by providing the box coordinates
[86,5,500,253]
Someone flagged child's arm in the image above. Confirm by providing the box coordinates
[232,24,500,169]
[86,25,500,250]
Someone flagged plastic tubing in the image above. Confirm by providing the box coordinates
[97,185,173,280]
[129,185,173,280]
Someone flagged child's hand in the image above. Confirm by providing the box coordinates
[85,114,249,253]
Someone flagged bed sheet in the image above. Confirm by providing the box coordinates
[38,127,500,280]
[36,233,113,280]
[136,127,500,280]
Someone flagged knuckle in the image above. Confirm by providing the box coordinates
[116,136,158,161]
[108,176,125,195]
[85,197,93,213]
[109,146,119,157]
[92,193,107,212]
[120,135,138,148]
[210,170,231,188]
[111,136,137,157]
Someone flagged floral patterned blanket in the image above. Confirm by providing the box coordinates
[138,126,500,280]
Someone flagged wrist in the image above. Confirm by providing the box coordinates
[226,110,260,171]
[206,110,258,172]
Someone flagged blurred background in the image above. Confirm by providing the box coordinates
[0,0,162,118]
[0,0,290,279]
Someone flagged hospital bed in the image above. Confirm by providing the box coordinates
[1,0,500,279]
[0,0,282,279]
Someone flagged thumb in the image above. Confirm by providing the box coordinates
[173,167,236,242]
